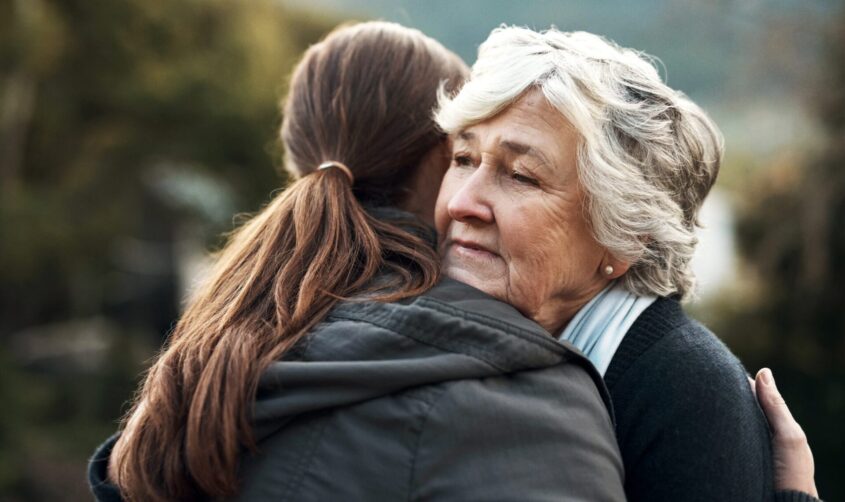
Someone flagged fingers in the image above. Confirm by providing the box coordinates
[755,368,801,440]
[754,368,818,498]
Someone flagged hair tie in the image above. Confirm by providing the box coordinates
[318,161,354,184]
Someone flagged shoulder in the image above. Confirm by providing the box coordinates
[87,434,123,501]
[606,297,774,501]
[319,278,605,382]
[607,297,762,430]
[606,297,750,395]
[609,301,764,446]
[410,362,625,501]
[613,306,760,432]
[268,278,613,423]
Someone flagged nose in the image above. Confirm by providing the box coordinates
[446,163,494,224]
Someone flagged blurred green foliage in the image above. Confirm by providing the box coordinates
[2,0,843,500]
[0,0,333,499]
[712,9,845,500]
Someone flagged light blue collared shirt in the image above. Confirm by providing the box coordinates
[558,281,656,376]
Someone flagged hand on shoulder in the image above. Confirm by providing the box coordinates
[751,368,819,500]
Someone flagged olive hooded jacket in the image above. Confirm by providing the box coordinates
[89,278,625,501]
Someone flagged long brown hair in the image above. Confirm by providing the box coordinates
[108,22,467,501]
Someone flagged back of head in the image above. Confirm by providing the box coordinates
[437,26,723,299]
[109,21,467,502]
[283,21,467,205]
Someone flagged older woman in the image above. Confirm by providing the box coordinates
[433,27,785,501]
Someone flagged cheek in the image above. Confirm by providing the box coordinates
[542,209,603,281]
[504,199,566,254]
[505,214,558,283]
[505,198,599,288]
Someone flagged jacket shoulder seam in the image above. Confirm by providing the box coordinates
[414,296,564,352]
[326,310,508,372]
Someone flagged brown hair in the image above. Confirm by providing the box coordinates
[108,22,467,501]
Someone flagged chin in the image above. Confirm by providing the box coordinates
[443,265,504,301]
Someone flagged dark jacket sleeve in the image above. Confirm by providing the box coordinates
[410,361,625,502]
[88,434,124,502]
[611,323,773,502]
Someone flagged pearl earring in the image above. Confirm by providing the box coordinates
[604,265,614,276]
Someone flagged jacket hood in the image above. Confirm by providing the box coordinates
[89,277,607,500]
[251,277,591,441]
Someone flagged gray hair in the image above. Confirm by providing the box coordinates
[435,27,723,299]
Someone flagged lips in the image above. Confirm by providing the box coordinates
[450,238,499,259]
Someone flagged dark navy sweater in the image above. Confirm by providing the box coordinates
[606,296,784,501]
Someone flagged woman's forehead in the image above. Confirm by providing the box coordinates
[453,93,578,166]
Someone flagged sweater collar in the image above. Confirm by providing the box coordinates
[602,296,688,390]
[558,281,657,376]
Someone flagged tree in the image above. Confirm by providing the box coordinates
[716,7,845,499]
[0,1,335,498]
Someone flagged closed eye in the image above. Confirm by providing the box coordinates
[512,170,539,186]
[453,154,474,167]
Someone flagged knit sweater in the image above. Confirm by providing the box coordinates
[605,296,775,501]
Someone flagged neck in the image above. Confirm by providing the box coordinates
[532,280,611,334]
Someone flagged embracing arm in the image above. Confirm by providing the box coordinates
[410,362,625,502]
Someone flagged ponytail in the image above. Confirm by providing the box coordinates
[108,167,439,500]
[107,20,467,501]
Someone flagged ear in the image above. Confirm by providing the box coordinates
[401,139,452,227]
[598,252,631,280]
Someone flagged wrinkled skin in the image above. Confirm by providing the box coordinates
[434,90,628,334]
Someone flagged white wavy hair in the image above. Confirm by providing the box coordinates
[435,26,723,299]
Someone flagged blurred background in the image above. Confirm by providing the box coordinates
[1,0,843,499]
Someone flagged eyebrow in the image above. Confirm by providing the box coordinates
[456,131,476,143]
[455,131,552,168]
[501,140,554,172]
[501,140,541,159]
